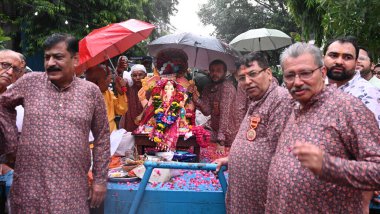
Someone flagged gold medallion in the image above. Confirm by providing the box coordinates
[246,129,256,141]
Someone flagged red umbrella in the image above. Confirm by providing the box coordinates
[76,19,155,74]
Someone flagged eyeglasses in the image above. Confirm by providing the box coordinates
[283,66,323,83]
[237,67,268,82]
[0,62,23,74]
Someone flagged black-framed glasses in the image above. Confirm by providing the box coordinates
[0,62,23,74]
[283,66,323,83]
[237,67,268,82]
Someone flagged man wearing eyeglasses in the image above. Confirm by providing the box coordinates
[0,49,25,165]
[213,52,292,213]
[266,42,380,213]
[356,47,380,89]
[0,49,25,94]
[374,64,380,79]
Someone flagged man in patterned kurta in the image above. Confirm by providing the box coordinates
[0,49,25,158]
[266,42,380,213]
[193,60,236,156]
[214,52,292,213]
[0,33,110,213]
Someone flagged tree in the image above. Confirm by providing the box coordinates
[285,0,324,45]
[0,0,178,55]
[286,0,380,60]
[198,0,299,43]
[322,0,380,60]
[0,28,10,49]
[197,0,299,72]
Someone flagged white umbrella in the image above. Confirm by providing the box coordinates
[148,32,240,71]
[229,28,292,52]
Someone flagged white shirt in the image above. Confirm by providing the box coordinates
[338,72,380,128]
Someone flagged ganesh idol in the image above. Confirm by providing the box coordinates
[134,49,204,151]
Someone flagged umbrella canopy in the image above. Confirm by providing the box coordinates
[76,19,155,74]
[148,32,239,71]
[229,28,292,52]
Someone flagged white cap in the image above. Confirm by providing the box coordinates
[130,64,146,73]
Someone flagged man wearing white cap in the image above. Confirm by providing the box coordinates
[119,64,147,132]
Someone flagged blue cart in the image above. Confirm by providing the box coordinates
[105,161,228,214]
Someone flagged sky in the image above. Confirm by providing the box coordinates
[170,0,215,36]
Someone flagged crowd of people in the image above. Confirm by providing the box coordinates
[0,32,379,214]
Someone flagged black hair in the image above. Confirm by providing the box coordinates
[236,51,270,70]
[209,59,227,72]
[43,33,78,56]
[358,46,372,62]
[323,36,359,59]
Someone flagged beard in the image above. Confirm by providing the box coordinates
[326,65,355,81]
[359,68,372,77]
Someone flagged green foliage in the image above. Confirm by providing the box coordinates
[1,0,178,56]
[198,0,299,42]
[286,0,380,60]
[0,28,11,49]
[322,0,380,60]
[286,0,325,45]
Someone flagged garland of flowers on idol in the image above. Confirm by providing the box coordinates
[150,80,185,150]
[191,126,210,148]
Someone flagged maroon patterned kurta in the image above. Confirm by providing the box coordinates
[229,84,250,140]
[195,80,236,146]
[266,85,380,213]
[226,82,292,213]
[0,73,110,213]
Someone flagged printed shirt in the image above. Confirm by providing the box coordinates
[338,72,380,127]
[266,85,380,213]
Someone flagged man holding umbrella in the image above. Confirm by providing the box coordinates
[193,59,236,157]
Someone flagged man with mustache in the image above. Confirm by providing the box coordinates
[323,37,380,127]
[0,33,110,213]
[266,42,380,213]
[193,59,236,157]
[356,47,380,89]
[213,52,292,213]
